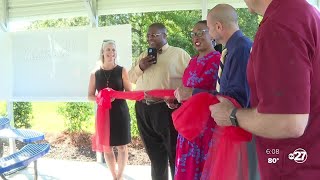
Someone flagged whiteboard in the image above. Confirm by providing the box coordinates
[10,24,132,101]
[0,32,12,100]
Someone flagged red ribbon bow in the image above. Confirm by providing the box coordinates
[92,88,175,152]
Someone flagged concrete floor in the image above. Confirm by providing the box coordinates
[5,158,159,180]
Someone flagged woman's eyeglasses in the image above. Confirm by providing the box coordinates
[190,29,208,38]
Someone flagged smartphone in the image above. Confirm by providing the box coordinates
[147,48,157,64]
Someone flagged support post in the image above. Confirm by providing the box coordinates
[0,0,8,31]
[201,0,208,20]
[6,102,16,154]
[84,0,98,27]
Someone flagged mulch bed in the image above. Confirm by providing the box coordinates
[0,132,150,165]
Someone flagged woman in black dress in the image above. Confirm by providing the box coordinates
[88,40,132,180]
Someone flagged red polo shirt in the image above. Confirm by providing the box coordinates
[247,0,320,179]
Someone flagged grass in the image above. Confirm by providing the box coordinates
[0,101,95,133]
[31,102,66,132]
[0,101,137,136]
[0,84,139,136]
[32,102,96,133]
[0,102,6,116]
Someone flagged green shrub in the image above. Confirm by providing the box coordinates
[58,102,94,133]
[127,101,139,138]
[13,102,33,128]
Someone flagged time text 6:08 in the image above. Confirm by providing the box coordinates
[266,149,279,155]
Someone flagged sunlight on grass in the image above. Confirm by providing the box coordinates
[31,102,95,133]
[0,101,7,116]
[31,102,65,132]
[0,84,138,134]
[0,102,95,133]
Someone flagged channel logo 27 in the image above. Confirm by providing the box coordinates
[288,148,307,163]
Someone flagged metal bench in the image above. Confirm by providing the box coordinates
[0,118,10,159]
[0,118,9,131]
[0,143,50,180]
[0,128,44,143]
[0,118,49,179]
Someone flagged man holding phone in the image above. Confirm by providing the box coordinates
[147,47,158,64]
[128,23,190,180]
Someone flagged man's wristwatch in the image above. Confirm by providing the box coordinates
[229,108,239,127]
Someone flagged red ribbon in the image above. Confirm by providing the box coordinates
[92,88,175,152]
[172,92,252,180]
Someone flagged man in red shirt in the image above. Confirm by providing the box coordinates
[210,0,320,179]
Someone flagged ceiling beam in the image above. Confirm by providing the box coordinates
[84,0,98,27]
[0,0,8,32]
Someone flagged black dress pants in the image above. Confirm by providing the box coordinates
[135,101,177,180]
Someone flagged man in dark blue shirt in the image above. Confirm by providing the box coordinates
[207,4,259,180]
[208,5,251,108]
[218,30,251,107]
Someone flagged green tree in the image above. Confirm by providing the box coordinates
[28,17,90,29]
[13,102,33,128]
[58,102,94,133]
[99,10,201,60]
[237,8,260,40]
[127,101,139,138]
[100,9,259,63]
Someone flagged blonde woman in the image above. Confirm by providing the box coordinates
[88,40,132,180]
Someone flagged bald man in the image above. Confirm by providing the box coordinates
[207,4,251,108]
[207,4,260,180]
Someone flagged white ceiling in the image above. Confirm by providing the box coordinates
[0,0,247,30]
[1,0,319,31]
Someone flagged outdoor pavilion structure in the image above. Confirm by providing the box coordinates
[0,0,250,159]
[1,0,320,110]
[0,0,319,158]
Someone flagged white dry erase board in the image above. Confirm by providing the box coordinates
[0,32,12,101]
[5,24,132,101]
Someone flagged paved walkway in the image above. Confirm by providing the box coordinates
[6,158,167,180]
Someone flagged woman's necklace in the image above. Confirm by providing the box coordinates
[103,70,112,87]
[102,65,115,87]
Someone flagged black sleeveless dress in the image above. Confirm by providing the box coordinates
[95,65,131,146]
